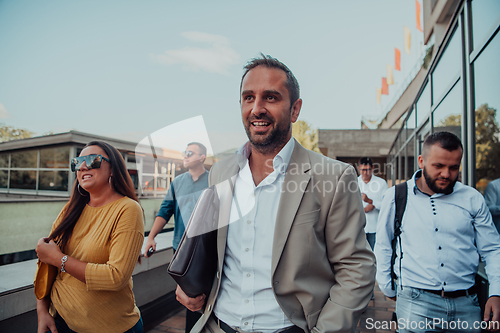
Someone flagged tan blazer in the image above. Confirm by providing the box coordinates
[193,141,376,333]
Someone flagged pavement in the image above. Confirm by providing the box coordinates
[147,284,397,333]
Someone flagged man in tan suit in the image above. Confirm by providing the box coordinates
[176,54,375,333]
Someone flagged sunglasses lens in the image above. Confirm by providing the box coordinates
[72,155,103,171]
[183,151,194,158]
[89,155,102,169]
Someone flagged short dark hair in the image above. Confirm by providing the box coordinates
[423,131,463,156]
[240,53,300,107]
[358,157,373,167]
[187,142,207,156]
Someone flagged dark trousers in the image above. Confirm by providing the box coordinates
[185,309,202,332]
[366,232,376,250]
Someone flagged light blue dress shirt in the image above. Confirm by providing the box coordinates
[375,170,500,298]
[484,178,500,232]
[213,139,295,333]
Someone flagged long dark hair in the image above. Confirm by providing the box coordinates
[49,141,138,250]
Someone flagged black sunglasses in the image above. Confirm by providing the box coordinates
[182,151,200,158]
[71,154,110,172]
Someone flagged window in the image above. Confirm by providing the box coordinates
[10,171,36,190]
[473,31,500,193]
[407,107,416,135]
[40,147,69,169]
[11,151,37,168]
[433,79,462,140]
[471,0,500,52]
[407,135,416,179]
[416,84,431,126]
[0,154,8,168]
[0,170,7,188]
[432,29,461,104]
[39,171,69,191]
[0,146,71,193]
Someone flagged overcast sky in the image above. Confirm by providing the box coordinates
[0,0,425,153]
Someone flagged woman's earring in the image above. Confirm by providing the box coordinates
[109,176,113,189]
[78,184,88,196]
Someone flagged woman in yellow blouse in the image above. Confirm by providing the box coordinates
[35,141,144,333]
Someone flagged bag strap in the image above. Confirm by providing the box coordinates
[390,182,407,290]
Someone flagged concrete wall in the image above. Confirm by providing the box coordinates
[0,198,167,255]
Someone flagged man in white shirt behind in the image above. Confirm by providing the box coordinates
[357,157,388,250]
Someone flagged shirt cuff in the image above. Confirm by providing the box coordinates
[488,285,500,298]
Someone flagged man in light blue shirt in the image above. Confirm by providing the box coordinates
[485,178,500,233]
[145,142,209,332]
[375,132,500,332]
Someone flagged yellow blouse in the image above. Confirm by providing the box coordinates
[43,196,144,333]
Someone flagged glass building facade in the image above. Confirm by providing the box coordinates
[0,135,186,197]
[0,146,71,195]
[387,0,500,204]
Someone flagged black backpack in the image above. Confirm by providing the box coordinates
[390,182,408,290]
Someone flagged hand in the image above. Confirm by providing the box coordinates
[36,238,62,266]
[361,193,372,203]
[364,204,375,213]
[484,296,500,332]
[38,311,57,333]
[175,285,205,312]
[144,238,156,257]
[37,298,57,333]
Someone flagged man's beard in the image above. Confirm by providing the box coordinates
[244,113,291,155]
[423,166,457,194]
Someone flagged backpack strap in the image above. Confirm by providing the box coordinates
[390,182,408,290]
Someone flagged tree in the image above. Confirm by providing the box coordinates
[439,104,500,191]
[292,120,320,153]
[0,124,34,142]
[474,104,500,184]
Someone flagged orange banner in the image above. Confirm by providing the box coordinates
[376,88,381,105]
[395,48,401,71]
[416,0,423,32]
[404,26,411,54]
[387,65,394,85]
[382,78,389,95]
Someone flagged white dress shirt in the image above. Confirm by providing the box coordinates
[213,139,295,332]
[357,175,388,234]
[375,170,500,298]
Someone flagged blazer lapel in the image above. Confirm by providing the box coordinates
[271,142,311,274]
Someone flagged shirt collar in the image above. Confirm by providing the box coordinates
[191,169,208,183]
[411,169,452,198]
[235,138,295,175]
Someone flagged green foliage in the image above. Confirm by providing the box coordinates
[292,120,320,153]
[0,124,34,142]
[438,104,500,190]
[474,104,500,183]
